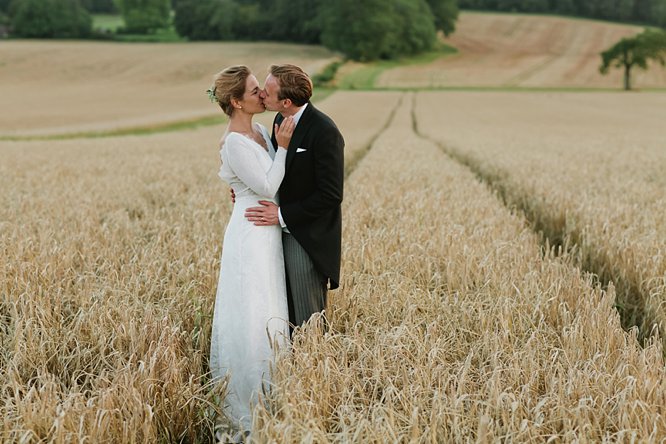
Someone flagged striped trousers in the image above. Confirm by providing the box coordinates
[282,233,327,328]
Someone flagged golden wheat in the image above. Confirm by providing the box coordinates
[3,52,666,439]
[414,90,666,342]
[0,89,405,441]
[252,93,666,442]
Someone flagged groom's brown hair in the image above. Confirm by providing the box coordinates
[269,64,313,106]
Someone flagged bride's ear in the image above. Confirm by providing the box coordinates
[231,98,243,110]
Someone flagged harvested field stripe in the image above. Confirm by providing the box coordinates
[344,93,405,179]
[410,92,659,345]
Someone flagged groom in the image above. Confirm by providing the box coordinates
[245,64,344,329]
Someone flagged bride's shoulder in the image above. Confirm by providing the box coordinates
[221,131,245,147]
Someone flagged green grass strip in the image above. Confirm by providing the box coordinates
[0,115,223,142]
[337,43,458,90]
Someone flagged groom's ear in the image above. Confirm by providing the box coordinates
[282,98,293,109]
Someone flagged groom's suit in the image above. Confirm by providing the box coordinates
[271,102,344,326]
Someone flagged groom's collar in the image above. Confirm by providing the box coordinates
[291,103,308,127]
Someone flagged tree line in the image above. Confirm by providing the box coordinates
[0,0,458,60]
[0,0,169,37]
[458,0,666,27]
[2,0,664,66]
[173,0,459,61]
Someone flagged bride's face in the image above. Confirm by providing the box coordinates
[237,75,266,114]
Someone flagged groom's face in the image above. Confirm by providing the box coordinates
[261,74,283,112]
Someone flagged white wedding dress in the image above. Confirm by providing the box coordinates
[210,123,289,432]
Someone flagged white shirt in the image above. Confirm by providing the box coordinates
[278,103,308,231]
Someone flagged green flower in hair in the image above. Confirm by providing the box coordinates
[206,87,217,103]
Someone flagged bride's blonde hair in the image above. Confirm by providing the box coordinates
[210,65,251,117]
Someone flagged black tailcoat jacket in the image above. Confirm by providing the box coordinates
[272,103,344,289]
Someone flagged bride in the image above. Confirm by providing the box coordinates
[207,65,295,436]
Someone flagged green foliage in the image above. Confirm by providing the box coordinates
[425,0,459,35]
[173,0,323,42]
[320,0,438,61]
[599,29,666,89]
[458,0,666,27]
[114,0,169,33]
[172,0,457,60]
[112,25,181,41]
[81,0,116,13]
[92,13,123,31]
[10,0,92,38]
[268,0,323,43]
[311,60,343,87]
[320,0,393,61]
[174,0,262,40]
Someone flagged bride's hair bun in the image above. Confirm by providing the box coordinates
[210,65,251,116]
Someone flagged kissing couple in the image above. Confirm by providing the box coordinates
[206,64,344,439]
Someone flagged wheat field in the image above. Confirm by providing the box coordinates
[0,41,337,137]
[251,93,666,442]
[3,30,666,442]
[4,88,666,441]
[414,91,666,343]
[0,89,404,441]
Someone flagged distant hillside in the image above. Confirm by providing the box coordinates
[377,12,666,89]
[458,0,666,28]
[0,41,337,137]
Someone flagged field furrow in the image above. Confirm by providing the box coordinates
[414,91,666,343]
[251,94,666,441]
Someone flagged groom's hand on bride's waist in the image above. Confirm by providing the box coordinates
[245,200,279,226]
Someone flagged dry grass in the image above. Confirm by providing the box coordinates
[0,41,337,137]
[0,90,402,441]
[251,94,666,441]
[3,37,666,439]
[0,128,225,441]
[377,12,666,89]
[414,90,666,342]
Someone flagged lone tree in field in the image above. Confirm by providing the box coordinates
[599,29,666,90]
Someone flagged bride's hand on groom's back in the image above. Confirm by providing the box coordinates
[275,116,295,149]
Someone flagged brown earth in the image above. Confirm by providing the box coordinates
[0,41,337,136]
[377,12,666,89]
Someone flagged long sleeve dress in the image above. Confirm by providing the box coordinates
[210,123,289,432]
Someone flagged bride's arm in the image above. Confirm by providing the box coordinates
[225,135,287,198]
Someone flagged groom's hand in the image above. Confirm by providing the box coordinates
[245,201,279,226]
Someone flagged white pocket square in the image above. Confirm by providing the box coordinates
[296,148,307,153]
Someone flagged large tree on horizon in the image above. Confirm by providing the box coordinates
[320,0,438,61]
[114,0,170,33]
[599,29,666,90]
[425,0,459,36]
[9,0,91,37]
